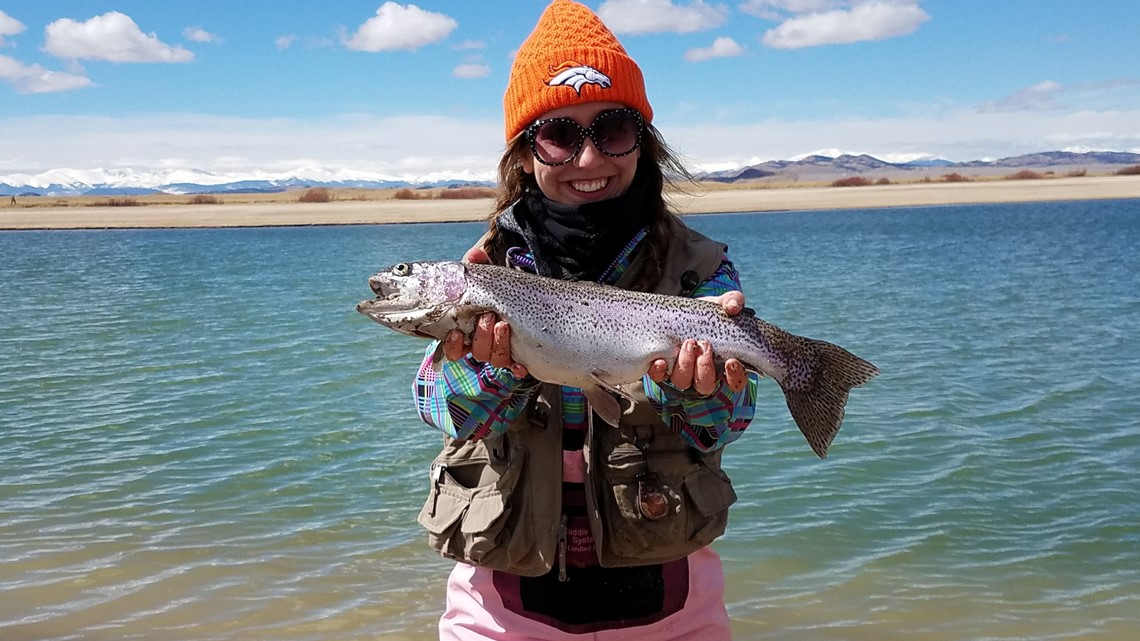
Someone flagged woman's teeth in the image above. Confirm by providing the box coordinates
[572,178,608,193]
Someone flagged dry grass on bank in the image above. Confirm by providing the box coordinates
[6,185,499,209]
[6,166,1137,211]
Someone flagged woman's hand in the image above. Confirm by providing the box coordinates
[646,291,749,395]
[441,247,529,378]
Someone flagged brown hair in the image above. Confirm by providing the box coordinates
[484,123,693,277]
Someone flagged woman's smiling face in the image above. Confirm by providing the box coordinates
[522,101,641,206]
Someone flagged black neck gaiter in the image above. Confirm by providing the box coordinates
[499,175,651,281]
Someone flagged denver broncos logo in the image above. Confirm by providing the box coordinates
[546,62,611,94]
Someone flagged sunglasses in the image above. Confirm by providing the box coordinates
[525,108,644,166]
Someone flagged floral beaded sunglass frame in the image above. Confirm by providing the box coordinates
[524,107,644,166]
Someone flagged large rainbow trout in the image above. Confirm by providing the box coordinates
[357,261,878,458]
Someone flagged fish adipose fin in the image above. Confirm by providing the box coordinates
[780,339,879,459]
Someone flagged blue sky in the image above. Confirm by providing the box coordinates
[1,0,1138,185]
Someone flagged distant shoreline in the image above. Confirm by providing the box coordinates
[3,175,1139,230]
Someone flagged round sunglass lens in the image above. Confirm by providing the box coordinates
[534,120,581,164]
[593,112,640,155]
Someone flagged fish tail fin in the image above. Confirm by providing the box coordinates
[780,339,879,459]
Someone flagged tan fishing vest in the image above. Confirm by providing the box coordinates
[416,218,739,576]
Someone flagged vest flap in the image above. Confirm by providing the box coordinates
[684,467,738,517]
[460,491,511,534]
[417,489,469,534]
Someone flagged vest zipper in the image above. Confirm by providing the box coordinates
[429,463,446,517]
[557,513,569,582]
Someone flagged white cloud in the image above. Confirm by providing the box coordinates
[276,34,296,50]
[0,54,93,93]
[685,36,744,61]
[453,63,490,79]
[45,12,194,62]
[598,0,728,35]
[0,10,25,46]
[760,1,929,49]
[183,27,220,44]
[343,2,457,52]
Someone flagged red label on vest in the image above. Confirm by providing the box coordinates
[565,514,597,567]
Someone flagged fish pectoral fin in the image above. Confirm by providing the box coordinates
[588,371,634,401]
[583,386,623,427]
[430,341,447,371]
[585,371,633,427]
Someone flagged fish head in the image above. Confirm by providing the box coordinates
[356,261,467,340]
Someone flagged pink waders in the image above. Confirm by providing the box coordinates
[439,546,731,641]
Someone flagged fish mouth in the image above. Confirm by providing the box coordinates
[355,298,444,341]
[356,296,417,315]
[360,277,416,312]
[368,276,400,299]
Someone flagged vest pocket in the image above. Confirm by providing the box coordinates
[598,445,737,565]
[417,443,532,566]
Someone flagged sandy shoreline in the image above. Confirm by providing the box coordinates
[3,175,1138,230]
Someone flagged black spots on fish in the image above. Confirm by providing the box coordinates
[777,338,879,458]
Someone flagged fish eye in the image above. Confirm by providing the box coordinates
[393,263,411,276]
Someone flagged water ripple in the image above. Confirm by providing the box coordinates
[3,207,1139,640]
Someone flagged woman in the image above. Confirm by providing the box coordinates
[413,1,758,638]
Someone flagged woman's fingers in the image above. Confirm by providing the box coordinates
[718,290,745,316]
[470,313,497,362]
[693,340,716,395]
[489,321,513,369]
[670,339,697,390]
[442,329,467,361]
[724,358,746,393]
[662,342,749,395]
[699,290,745,316]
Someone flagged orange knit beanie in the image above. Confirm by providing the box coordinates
[503,0,653,142]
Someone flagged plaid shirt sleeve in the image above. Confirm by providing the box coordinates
[413,342,538,440]
[643,256,760,452]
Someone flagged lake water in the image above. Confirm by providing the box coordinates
[2,199,1138,640]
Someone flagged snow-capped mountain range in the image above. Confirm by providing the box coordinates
[3,151,1138,197]
[0,166,495,197]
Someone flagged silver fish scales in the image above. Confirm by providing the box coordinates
[357,260,879,458]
